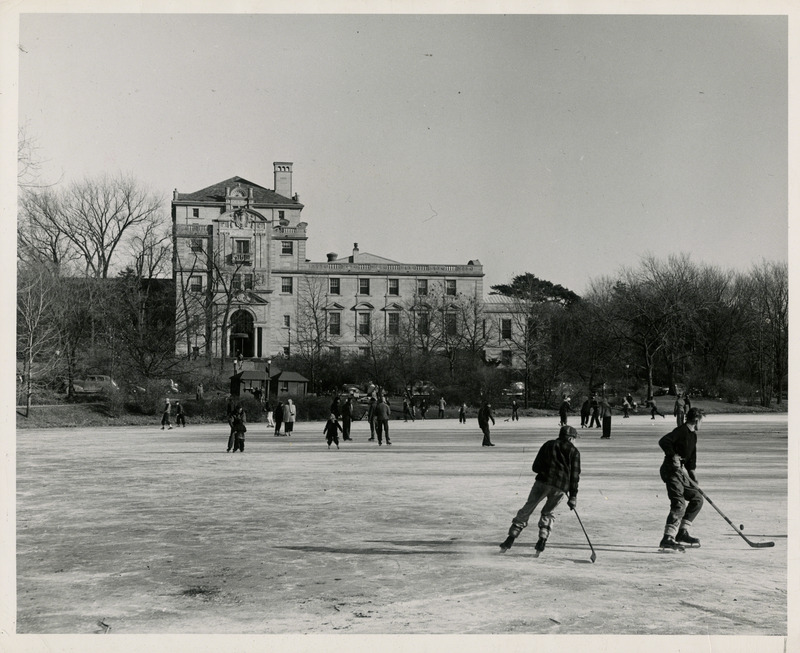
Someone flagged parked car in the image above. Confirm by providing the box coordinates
[341,384,365,399]
[502,381,525,398]
[72,375,119,394]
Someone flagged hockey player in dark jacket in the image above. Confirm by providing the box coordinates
[500,425,581,556]
[657,407,705,551]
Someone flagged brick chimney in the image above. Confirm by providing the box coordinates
[273,162,293,199]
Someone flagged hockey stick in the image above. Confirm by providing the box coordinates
[687,479,774,548]
[572,507,596,562]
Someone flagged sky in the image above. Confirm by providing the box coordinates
[9,7,789,295]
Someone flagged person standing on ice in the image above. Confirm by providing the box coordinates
[657,407,705,552]
[499,425,581,557]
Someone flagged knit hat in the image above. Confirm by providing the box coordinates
[559,425,578,440]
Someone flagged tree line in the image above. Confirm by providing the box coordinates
[17,143,787,413]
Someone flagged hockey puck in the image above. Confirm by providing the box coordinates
[739,524,744,531]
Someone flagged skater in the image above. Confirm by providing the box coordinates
[264,399,274,429]
[650,397,666,420]
[558,395,572,426]
[673,394,686,426]
[283,398,296,436]
[438,396,447,418]
[511,399,519,421]
[500,425,581,557]
[160,398,172,430]
[589,396,601,428]
[420,398,428,420]
[330,395,341,419]
[273,400,284,436]
[580,397,590,428]
[341,396,353,441]
[622,396,630,418]
[459,402,467,424]
[409,395,417,420]
[657,407,705,551]
[599,396,613,439]
[478,401,496,447]
[402,397,413,422]
[374,396,392,446]
[323,413,342,449]
[231,406,247,452]
[175,400,186,427]
[366,394,377,441]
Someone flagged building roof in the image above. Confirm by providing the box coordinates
[277,371,309,383]
[175,176,302,206]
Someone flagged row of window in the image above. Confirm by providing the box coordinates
[188,239,295,256]
[324,347,514,364]
[190,208,286,220]
[329,278,456,296]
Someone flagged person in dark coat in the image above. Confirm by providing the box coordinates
[478,402,496,447]
[511,399,519,422]
[231,406,247,452]
[341,396,354,441]
[175,400,186,427]
[580,397,591,428]
[374,396,392,446]
[366,394,377,441]
[323,414,343,449]
[589,396,601,428]
[330,396,341,419]
[657,408,705,551]
[500,425,581,557]
[273,401,284,436]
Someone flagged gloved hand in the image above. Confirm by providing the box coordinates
[567,496,577,511]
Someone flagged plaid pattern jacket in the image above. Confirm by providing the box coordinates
[532,438,581,498]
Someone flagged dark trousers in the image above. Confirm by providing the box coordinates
[480,423,492,445]
[589,413,600,428]
[602,416,611,438]
[580,412,589,427]
[559,411,567,425]
[233,432,245,452]
[176,414,185,427]
[274,419,283,435]
[660,462,703,536]
[342,417,351,439]
[376,419,390,443]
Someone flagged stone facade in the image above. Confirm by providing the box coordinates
[172,163,523,366]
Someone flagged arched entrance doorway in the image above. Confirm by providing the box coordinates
[229,309,255,358]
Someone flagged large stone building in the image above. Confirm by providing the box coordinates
[172,162,523,368]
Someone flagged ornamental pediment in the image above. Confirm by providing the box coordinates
[381,303,405,311]
[351,302,375,311]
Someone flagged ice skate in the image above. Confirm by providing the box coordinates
[659,535,685,553]
[676,528,700,547]
[532,537,546,557]
[499,535,515,552]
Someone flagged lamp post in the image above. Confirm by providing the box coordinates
[265,357,272,401]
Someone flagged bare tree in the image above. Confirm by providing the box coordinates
[18,188,79,273]
[293,276,337,392]
[60,174,164,278]
[16,265,60,414]
[740,261,788,406]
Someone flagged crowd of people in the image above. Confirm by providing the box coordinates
[157,384,707,554]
